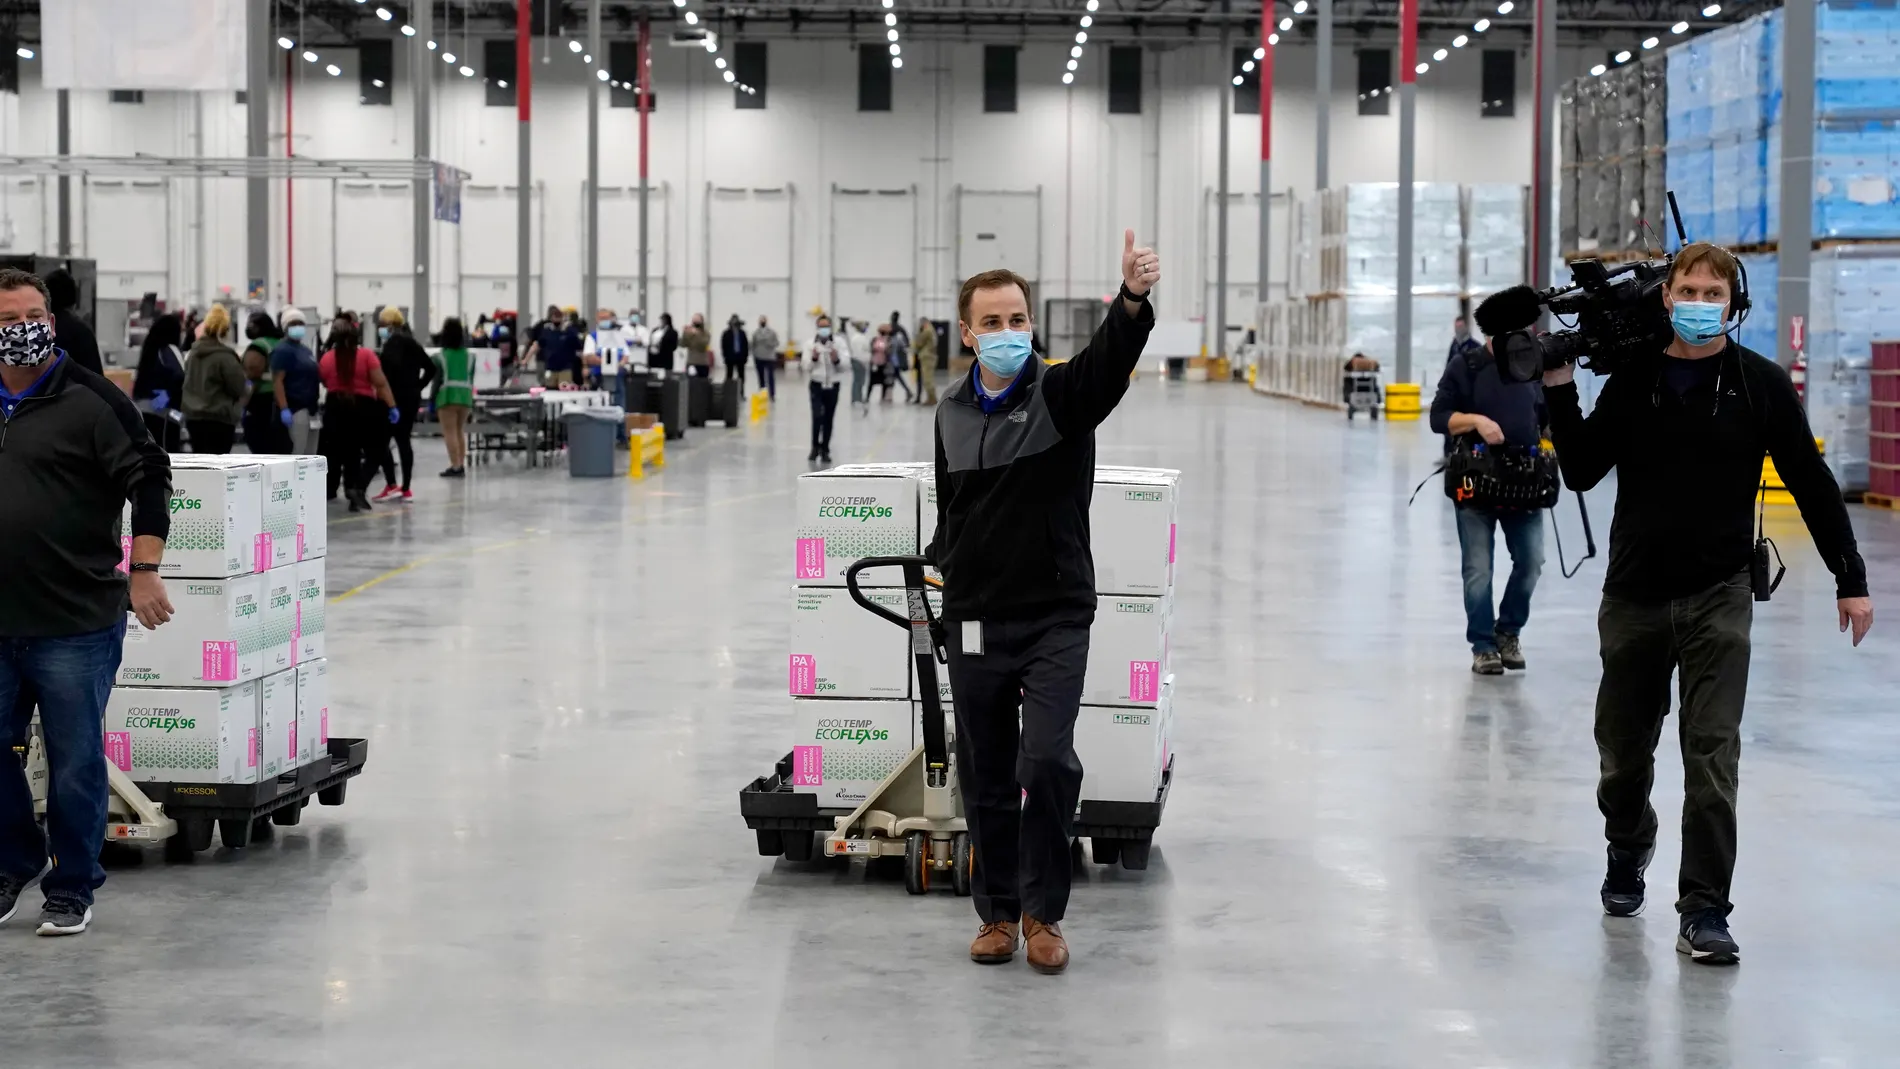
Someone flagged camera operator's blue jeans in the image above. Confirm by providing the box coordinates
[0,621,125,907]
[1456,508,1545,653]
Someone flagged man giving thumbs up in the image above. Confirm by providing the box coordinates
[924,230,1161,974]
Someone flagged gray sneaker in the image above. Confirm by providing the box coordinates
[1472,650,1505,675]
[35,895,93,937]
[0,862,50,927]
[1496,632,1526,670]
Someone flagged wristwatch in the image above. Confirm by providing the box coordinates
[129,563,161,574]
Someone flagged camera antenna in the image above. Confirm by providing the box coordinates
[1665,190,1689,245]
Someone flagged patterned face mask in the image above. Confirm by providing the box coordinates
[0,320,54,367]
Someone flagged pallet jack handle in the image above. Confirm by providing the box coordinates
[845,556,951,789]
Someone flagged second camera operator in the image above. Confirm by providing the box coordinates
[1543,242,1874,967]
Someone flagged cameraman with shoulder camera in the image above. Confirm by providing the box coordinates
[1542,242,1874,966]
[1431,313,1546,676]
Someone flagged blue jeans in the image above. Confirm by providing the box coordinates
[755,358,777,400]
[0,621,126,906]
[1455,508,1545,653]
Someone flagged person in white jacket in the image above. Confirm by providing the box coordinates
[806,315,846,462]
[844,317,873,411]
[583,308,624,391]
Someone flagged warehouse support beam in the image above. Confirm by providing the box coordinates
[247,0,270,299]
[1395,0,1417,383]
[1259,3,1273,310]
[518,0,534,320]
[56,90,69,257]
[1532,0,1556,297]
[1777,0,1815,377]
[412,0,432,336]
[1215,3,1232,363]
[584,0,601,323]
[1316,0,1331,191]
[638,17,652,316]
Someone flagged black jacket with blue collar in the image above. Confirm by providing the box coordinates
[927,294,1155,621]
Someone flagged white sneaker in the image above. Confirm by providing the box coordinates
[35,897,93,937]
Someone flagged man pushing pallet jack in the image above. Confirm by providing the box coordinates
[744,230,1164,976]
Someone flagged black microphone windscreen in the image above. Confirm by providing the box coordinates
[1475,286,1543,337]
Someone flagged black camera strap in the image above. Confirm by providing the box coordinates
[1552,489,1598,579]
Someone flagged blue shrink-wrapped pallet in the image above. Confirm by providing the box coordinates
[1735,252,1778,354]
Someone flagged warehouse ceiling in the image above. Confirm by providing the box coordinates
[0,0,1767,51]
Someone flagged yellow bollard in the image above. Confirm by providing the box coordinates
[749,390,771,424]
[1760,437,1824,505]
[627,426,666,481]
[1384,382,1422,421]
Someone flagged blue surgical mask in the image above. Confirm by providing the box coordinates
[287,325,307,341]
[817,326,832,339]
[377,326,391,343]
[1670,300,1728,345]
[974,329,1033,379]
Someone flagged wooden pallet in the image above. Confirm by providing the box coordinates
[1866,492,1899,511]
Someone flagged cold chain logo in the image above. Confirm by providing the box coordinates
[1124,490,1163,502]
[817,496,894,523]
[1113,713,1152,726]
[185,583,222,596]
[169,496,206,514]
[814,719,891,744]
[1115,601,1155,614]
[124,709,196,732]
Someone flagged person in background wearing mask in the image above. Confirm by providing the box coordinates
[318,318,399,513]
[373,307,439,502]
[45,269,102,375]
[240,311,288,453]
[1543,241,1873,966]
[622,310,650,372]
[844,317,873,411]
[881,321,914,403]
[0,267,174,938]
[913,315,939,405]
[433,317,475,478]
[720,314,750,385]
[181,303,247,455]
[750,316,780,401]
[272,308,321,454]
[132,313,186,451]
[806,315,845,463]
[1448,315,1482,364]
[927,230,1159,976]
[650,313,678,371]
[584,308,624,395]
[681,314,712,379]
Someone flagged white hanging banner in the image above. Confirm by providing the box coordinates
[41,0,249,92]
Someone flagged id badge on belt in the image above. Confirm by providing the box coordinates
[961,621,984,656]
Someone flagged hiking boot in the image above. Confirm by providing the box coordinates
[1601,845,1650,917]
[35,894,93,937]
[1497,632,1526,670]
[1022,916,1069,975]
[1472,650,1505,675]
[1677,908,1740,965]
[969,920,1019,965]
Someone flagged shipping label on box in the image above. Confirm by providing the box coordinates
[258,669,297,780]
[789,586,911,699]
[294,558,326,664]
[792,468,922,585]
[261,566,297,675]
[1075,684,1173,804]
[1091,469,1179,596]
[1084,594,1172,706]
[124,463,264,579]
[294,455,328,560]
[788,698,915,807]
[297,658,329,767]
[255,457,299,568]
[119,574,267,686]
[104,681,259,785]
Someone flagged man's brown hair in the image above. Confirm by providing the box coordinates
[957,269,1033,325]
[1669,242,1740,292]
[0,267,51,308]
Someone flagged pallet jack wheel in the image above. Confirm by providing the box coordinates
[951,832,973,897]
[903,831,930,895]
[1089,837,1123,866]
[1118,839,1151,871]
[782,831,816,863]
[218,818,254,849]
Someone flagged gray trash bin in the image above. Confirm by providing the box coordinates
[563,405,624,477]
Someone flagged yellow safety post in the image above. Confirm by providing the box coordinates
[749,390,771,424]
[627,426,666,481]
[1384,382,1422,421]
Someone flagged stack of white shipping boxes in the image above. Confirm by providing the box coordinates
[106,454,331,787]
[786,463,928,809]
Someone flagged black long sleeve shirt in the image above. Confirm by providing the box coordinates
[1545,341,1867,603]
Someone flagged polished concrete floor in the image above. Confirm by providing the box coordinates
[5,375,1899,1068]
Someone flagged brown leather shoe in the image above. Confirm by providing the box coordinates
[969,920,1018,964]
[1022,916,1069,974]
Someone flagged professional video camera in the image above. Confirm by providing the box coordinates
[1478,257,1675,384]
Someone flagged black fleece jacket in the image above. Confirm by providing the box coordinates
[0,357,172,637]
[1546,340,1867,603]
[928,293,1156,621]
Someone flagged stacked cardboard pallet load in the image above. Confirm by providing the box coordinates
[783,462,1179,816]
[107,455,331,791]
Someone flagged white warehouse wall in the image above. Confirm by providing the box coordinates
[0,35,1593,336]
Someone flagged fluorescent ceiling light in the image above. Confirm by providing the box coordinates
[1294,0,1308,11]
[1067,59,1078,71]
[1254,47,1266,59]
[1231,75,1243,85]
[327,63,342,75]
[1615,49,1631,62]
[1416,61,1429,73]
[887,28,899,41]
[302,50,318,62]
[889,43,901,55]
[1474,18,1490,31]
[1076,31,1088,43]
[1454,35,1468,47]
[1703,3,1721,14]
[1071,45,1083,57]
[400,24,415,36]
[460,65,474,77]
[722,70,735,83]
[442,52,456,63]
[1497,1,1513,13]
[1589,63,1607,76]
[684,10,698,24]
[498,80,508,88]
[427,40,437,50]
[715,57,726,68]
[374,7,391,20]
[1081,15,1092,27]
[277,36,294,49]
[1063,72,1074,84]
[1243,60,1255,72]
[1672,20,1690,33]
[583,54,592,63]
[892,57,903,68]
[596,68,608,81]
[1433,48,1448,60]
[1642,36,1660,48]
[885,13,896,26]
[372,78,385,87]
[1268,32,1279,44]
[1087,0,1099,10]
[569,39,582,52]
[1279,17,1292,30]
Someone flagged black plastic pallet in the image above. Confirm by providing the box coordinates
[137,738,369,856]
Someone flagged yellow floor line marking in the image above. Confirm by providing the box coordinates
[327,533,544,604]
